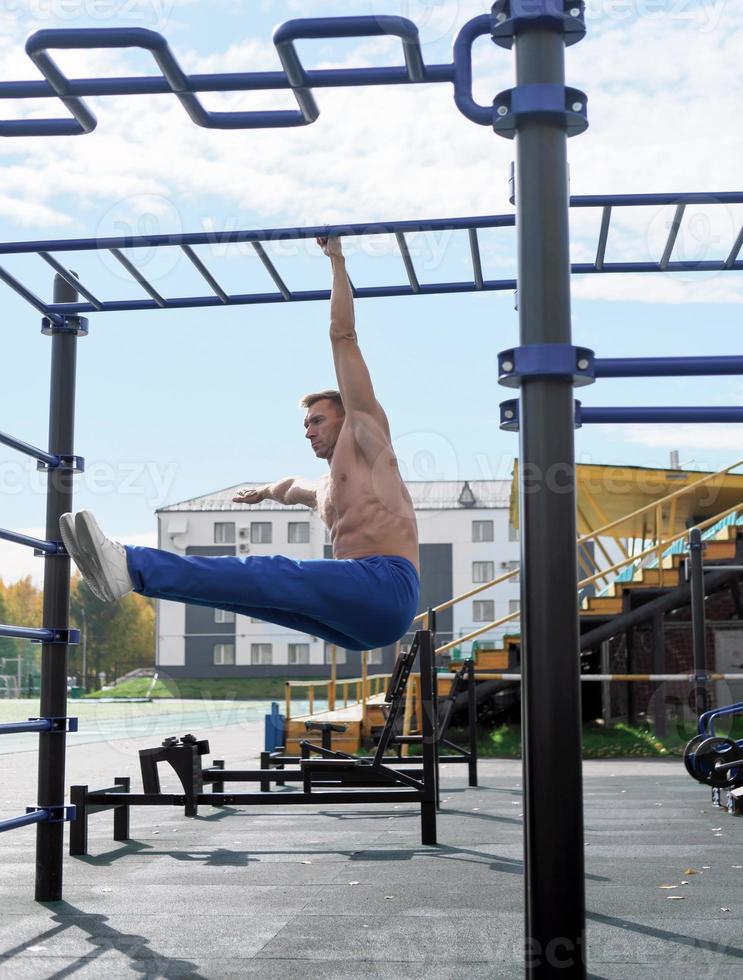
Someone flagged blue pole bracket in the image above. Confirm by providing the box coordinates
[498,344,595,387]
[494,83,588,138]
[33,540,68,558]
[33,716,79,733]
[30,628,81,645]
[36,455,85,474]
[25,805,76,824]
[41,313,88,336]
[491,0,587,49]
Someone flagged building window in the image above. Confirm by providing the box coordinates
[473,600,495,622]
[472,520,494,542]
[509,521,520,542]
[367,649,383,665]
[505,560,520,584]
[250,522,272,544]
[288,522,310,544]
[213,643,235,665]
[288,643,310,665]
[214,522,235,544]
[251,643,273,665]
[472,561,494,584]
[324,645,347,665]
[214,609,235,624]
[509,600,521,615]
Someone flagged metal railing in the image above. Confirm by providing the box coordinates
[414,458,743,656]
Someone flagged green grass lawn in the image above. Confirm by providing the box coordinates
[445,721,710,759]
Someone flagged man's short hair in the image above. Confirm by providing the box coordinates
[299,389,345,415]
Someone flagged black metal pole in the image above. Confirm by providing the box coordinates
[652,613,667,739]
[688,527,709,716]
[467,659,478,787]
[514,29,586,978]
[418,630,437,846]
[35,276,79,901]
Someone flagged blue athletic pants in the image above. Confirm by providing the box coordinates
[125,547,420,651]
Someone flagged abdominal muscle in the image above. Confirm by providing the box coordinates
[317,429,420,573]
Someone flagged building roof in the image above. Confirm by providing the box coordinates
[157,479,511,514]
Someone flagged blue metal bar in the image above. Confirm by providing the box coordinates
[659,204,685,270]
[727,226,743,269]
[43,279,520,316]
[0,719,55,735]
[581,407,743,424]
[571,192,743,207]
[37,253,102,310]
[0,429,59,467]
[180,245,228,303]
[595,356,743,378]
[594,205,611,270]
[109,249,166,307]
[468,228,484,289]
[451,14,493,125]
[251,243,292,300]
[0,213,516,255]
[0,263,62,321]
[698,700,743,737]
[0,624,56,642]
[395,233,420,293]
[0,528,62,554]
[0,810,48,834]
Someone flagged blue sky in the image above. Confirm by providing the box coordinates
[0,0,742,583]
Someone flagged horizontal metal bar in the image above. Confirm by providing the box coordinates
[580,406,743,424]
[180,245,228,303]
[570,192,743,207]
[0,528,61,554]
[44,278,519,316]
[84,790,427,806]
[594,356,743,378]
[0,214,516,255]
[0,624,55,642]
[0,64,456,102]
[0,810,48,834]
[0,429,58,466]
[251,242,292,300]
[472,673,743,682]
[701,566,743,572]
[109,249,166,307]
[0,719,53,735]
[38,252,103,310]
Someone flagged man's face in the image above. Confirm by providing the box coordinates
[304,399,344,460]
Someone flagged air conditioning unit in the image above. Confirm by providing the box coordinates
[238,543,250,554]
[238,527,250,538]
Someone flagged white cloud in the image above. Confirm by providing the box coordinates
[620,424,743,452]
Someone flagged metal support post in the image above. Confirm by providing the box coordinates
[688,527,709,715]
[418,630,437,845]
[467,659,478,787]
[652,613,667,738]
[504,7,587,973]
[35,274,81,901]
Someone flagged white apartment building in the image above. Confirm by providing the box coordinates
[155,480,520,679]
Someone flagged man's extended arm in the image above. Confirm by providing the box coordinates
[319,236,383,420]
[233,477,317,508]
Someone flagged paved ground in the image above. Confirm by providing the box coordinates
[1,718,743,978]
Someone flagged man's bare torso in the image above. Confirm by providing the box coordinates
[315,412,419,573]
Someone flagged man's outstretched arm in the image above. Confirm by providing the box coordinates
[318,236,385,423]
[233,477,317,508]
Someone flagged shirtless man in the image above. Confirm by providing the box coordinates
[59,236,420,652]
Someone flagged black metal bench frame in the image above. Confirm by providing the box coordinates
[70,630,439,851]
[261,656,478,790]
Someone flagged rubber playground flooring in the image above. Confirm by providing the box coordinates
[1,723,743,978]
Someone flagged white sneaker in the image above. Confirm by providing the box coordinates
[59,512,109,603]
[74,510,133,602]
